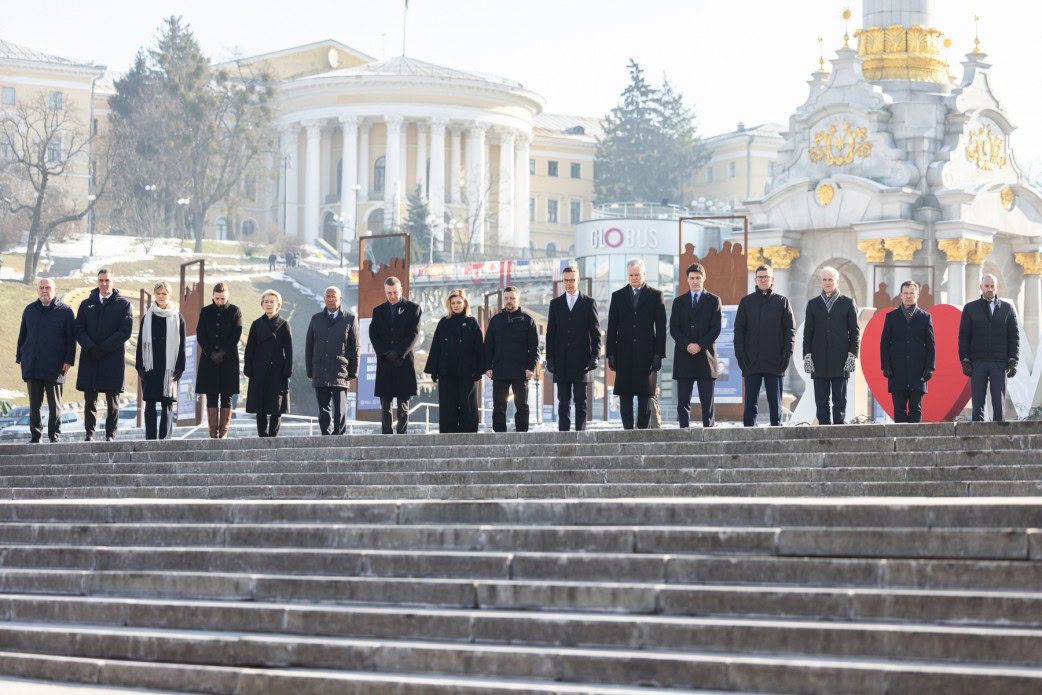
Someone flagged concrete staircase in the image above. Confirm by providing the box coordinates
[0,422,1039,693]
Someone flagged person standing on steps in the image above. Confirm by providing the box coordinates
[370,277,422,434]
[484,286,539,433]
[75,269,133,442]
[244,290,293,438]
[959,274,1020,422]
[16,278,75,443]
[195,282,243,439]
[426,289,485,433]
[136,281,185,441]
[545,266,600,432]
[305,286,358,436]
[670,262,722,428]
[802,266,860,425]
[606,258,666,430]
[880,280,935,424]
[734,264,795,427]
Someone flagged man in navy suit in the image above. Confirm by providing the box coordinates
[545,267,601,431]
[370,277,422,434]
[670,263,722,428]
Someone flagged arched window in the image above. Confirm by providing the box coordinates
[366,208,384,234]
[215,217,228,240]
[546,242,557,257]
[241,219,256,237]
[374,156,385,193]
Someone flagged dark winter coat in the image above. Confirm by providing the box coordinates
[958,297,1020,364]
[803,294,860,379]
[734,289,796,376]
[244,314,293,415]
[371,300,422,400]
[74,288,133,394]
[545,293,601,384]
[305,308,359,389]
[484,309,538,382]
[195,302,243,396]
[426,313,485,381]
[670,290,722,381]
[880,307,936,394]
[16,298,76,384]
[135,313,186,402]
[606,284,667,396]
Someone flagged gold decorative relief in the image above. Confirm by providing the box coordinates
[1015,252,1042,276]
[967,241,993,265]
[884,25,907,52]
[937,238,975,263]
[762,246,801,270]
[855,24,948,83]
[883,237,923,262]
[746,247,767,271]
[857,239,887,264]
[809,122,873,166]
[816,183,835,206]
[1001,186,1015,211]
[965,124,1007,171]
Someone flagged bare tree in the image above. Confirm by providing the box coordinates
[454,183,498,262]
[0,92,108,283]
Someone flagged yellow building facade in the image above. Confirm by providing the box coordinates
[683,122,784,210]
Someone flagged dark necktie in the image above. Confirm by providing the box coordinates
[632,287,639,309]
[691,292,697,309]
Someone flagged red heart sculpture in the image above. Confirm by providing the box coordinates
[859,304,971,422]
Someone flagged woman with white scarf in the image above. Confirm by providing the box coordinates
[135,281,186,440]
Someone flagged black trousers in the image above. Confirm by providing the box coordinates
[439,376,478,433]
[556,382,588,431]
[743,373,783,427]
[27,379,63,442]
[492,379,529,432]
[971,360,1006,422]
[891,390,924,423]
[205,392,233,409]
[619,394,651,430]
[380,396,409,434]
[83,390,120,439]
[256,413,281,437]
[676,378,716,428]
[144,399,174,440]
[315,387,347,435]
[813,377,848,425]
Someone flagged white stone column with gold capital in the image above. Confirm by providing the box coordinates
[762,246,800,298]
[496,129,514,248]
[858,239,887,306]
[339,116,359,252]
[280,124,300,238]
[302,120,322,243]
[938,239,975,306]
[428,119,447,252]
[384,116,403,231]
[514,133,531,250]
[1016,252,1042,353]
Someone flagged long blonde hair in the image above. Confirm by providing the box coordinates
[445,289,471,317]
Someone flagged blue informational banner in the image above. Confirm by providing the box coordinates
[357,319,381,410]
[690,305,743,404]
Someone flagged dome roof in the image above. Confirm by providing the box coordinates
[301,55,523,90]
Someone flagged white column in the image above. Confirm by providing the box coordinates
[319,123,331,203]
[1024,274,1042,353]
[946,261,966,305]
[465,123,488,251]
[496,129,514,248]
[400,126,409,198]
[449,127,462,205]
[339,116,359,255]
[414,122,427,197]
[514,133,531,250]
[281,124,300,238]
[966,264,983,296]
[303,120,322,244]
[429,118,447,251]
[384,115,403,231]
[357,122,370,202]
[262,150,275,229]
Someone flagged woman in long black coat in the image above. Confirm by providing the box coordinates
[195,282,243,439]
[244,290,292,438]
[880,281,935,423]
[424,290,484,433]
[135,282,186,440]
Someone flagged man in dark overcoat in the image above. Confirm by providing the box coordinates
[195,282,243,438]
[16,278,75,443]
[75,269,133,441]
[606,258,666,430]
[545,267,601,431]
[484,286,538,433]
[370,276,422,434]
[881,280,935,423]
[802,266,860,425]
[734,264,796,427]
[305,286,358,436]
[958,274,1020,422]
[670,263,722,428]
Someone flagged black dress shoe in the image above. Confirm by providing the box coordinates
[29,438,40,444]
[105,435,115,442]
[85,433,95,442]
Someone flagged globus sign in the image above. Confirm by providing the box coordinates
[575,219,677,256]
[589,226,658,249]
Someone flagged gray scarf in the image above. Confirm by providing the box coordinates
[820,290,840,313]
[901,303,918,323]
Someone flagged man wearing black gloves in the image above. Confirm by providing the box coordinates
[485,286,539,432]
[734,264,795,427]
[670,263,722,428]
[371,276,422,434]
[606,258,667,430]
[802,266,860,425]
[75,269,133,441]
[880,280,935,423]
[959,274,1019,422]
[545,267,600,431]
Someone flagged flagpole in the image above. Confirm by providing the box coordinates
[402,0,408,55]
